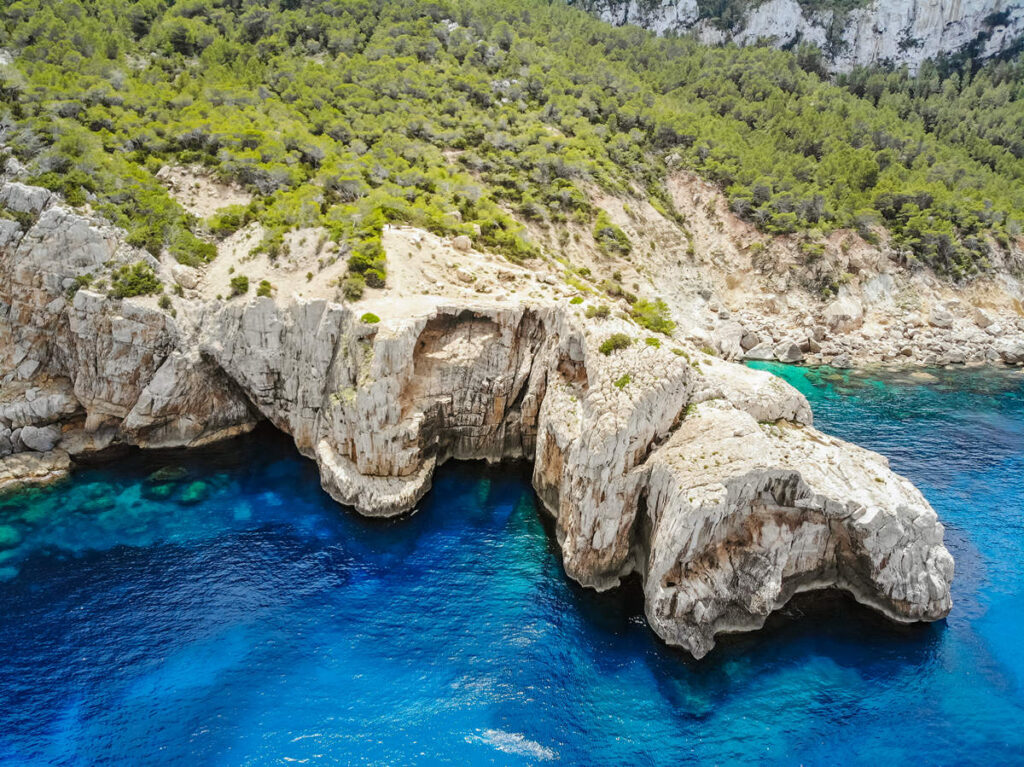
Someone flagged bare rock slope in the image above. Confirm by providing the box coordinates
[577,0,1024,72]
[0,183,953,658]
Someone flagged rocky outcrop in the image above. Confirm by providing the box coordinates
[575,0,1024,72]
[0,450,71,494]
[0,182,955,658]
[642,401,952,657]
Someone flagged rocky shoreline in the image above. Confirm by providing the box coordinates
[0,181,955,658]
[698,294,1024,370]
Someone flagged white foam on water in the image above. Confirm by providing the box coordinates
[465,728,557,761]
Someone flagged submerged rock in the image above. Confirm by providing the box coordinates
[0,524,22,550]
[177,480,210,505]
[147,466,189,483]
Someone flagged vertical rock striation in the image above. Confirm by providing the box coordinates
[574,0,1024,72]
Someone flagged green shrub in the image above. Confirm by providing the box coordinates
[364,267,387,289]
[645,336,662,348]
[360,312,381,324]
[599,333,633,355]
[249,224,286,258]
[613,373,631,390]
[585,304,611,319]
[168,227,216,267]
[569,296,583,304]
[110,262,161,298]
[631,299,676,335]
[256,279,273,297]
[158,294,172,310]
[208,205,250,238]
[65,273,93,298]
[342,273,365,301]
[229,275,249,296]
[593,210,632,257]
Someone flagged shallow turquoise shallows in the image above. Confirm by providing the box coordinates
[1,365,1023,765]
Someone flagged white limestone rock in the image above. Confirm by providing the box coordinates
[641,401,954,658]
[929,305,955,329]
[582,0,1024,73]
[823,296,864,333]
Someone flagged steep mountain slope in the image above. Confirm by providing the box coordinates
[572,0,1024,72]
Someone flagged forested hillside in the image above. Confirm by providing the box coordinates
[1,0,1022,290]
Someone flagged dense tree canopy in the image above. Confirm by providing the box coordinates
[0,0,1021,281]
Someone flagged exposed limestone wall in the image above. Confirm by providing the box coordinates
[0,183,955,658]
[578,0,1024,72]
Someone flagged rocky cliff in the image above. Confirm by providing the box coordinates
[0,181,954,658]
[574,0,1024,71]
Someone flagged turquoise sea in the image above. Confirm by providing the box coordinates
[1,364,1023,765]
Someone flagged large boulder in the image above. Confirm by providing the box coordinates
[0,182,52,216]
[823,297,863,333]
[972,307,994,329]
[171,264,199,290]
[744,342,776,361]
[774,340,804,363]
[711,320,745,360]
[928,305,954,329]
[18,424,62,452]
[997,340,1024,364]
[740,328,761,351]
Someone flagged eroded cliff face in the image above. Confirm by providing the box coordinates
[0,183,954,658]
[576,0,1024,72]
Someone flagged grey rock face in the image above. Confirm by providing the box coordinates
[577,0,1024,73]
[642,402,954,658]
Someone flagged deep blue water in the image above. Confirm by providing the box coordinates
[1,365,1023,766]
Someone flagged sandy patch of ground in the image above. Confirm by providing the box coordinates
[157,165,252,219]
[355,226,572,321]
[190,224,347,303]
